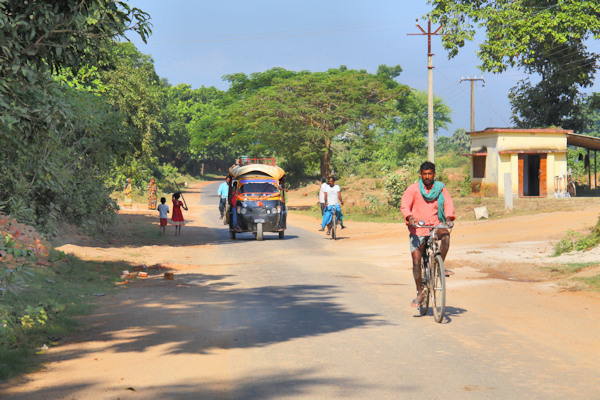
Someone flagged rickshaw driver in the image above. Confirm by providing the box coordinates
[319,176,346,234]
[400,161,455,308]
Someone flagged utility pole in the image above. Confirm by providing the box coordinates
[459,76,485,133]
[408,19,444,162]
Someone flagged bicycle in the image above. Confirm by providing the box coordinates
[416,222,452,323]
[567,179,577,198]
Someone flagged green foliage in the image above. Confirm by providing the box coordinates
[384,157,422,207]
[0,1,151,234]
[430,0,600,128]
[553,217,600,255]
[224,65,411,177]
[460,165,472,197]
[0,255,122,379]
[572,274,600,291]
[370,91,451,171]
[100,42,163,162]
[541,262,597,276]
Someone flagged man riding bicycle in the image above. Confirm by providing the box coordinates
[319,176,346,234]
[400,161,455,308]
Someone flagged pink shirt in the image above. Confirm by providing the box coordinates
[400,182,455,237]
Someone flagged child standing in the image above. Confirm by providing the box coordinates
[157,197,169,236]
[171,192,188,236]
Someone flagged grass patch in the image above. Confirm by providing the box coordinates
[553,216,600,256]
[0,256,123,380]
[540,262,598,276]
[572,275,600,291]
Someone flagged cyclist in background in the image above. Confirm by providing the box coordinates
[319,176,346,235]
[400,161,455,308]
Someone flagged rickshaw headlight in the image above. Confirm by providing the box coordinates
[266,209,271,214]
[240,207,247,214]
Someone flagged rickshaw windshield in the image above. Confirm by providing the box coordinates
[240,180,278,194]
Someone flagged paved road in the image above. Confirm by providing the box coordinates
[1,182,597,399]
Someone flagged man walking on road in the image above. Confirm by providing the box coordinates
[400,161,455,308]
[318,177,327,215]
[218,176,230,219]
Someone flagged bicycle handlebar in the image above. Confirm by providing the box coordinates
[416,222,454,231]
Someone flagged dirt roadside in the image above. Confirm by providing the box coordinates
[2,181,599,398]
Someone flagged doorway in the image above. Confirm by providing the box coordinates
[518,153,547,197]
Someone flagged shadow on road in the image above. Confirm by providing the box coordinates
[412,305,467,324]
[2,367,421,399]
[44,273,386,360]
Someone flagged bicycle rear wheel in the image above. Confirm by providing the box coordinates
[567,181,576,198]
[419,255,430,316]
[432,254,446,323]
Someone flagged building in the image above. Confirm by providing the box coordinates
[467,128,600,198]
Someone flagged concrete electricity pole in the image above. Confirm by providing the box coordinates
[408,19,444,162]
[459,76,485,132]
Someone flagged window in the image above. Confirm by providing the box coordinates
[472,155,486,178]
[240,182,278,194]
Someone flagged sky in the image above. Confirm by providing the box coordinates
[124,0,586,136]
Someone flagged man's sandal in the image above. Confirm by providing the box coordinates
[410,297,423,308]
[445,269,454,276]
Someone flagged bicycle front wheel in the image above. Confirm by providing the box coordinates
[567,181,576,198]
[419,256,430,316]
[432,254,446,323]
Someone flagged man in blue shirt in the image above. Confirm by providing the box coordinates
[217,176,230,219]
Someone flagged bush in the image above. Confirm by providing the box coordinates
[460,165,472,197]
[553,218,600,256]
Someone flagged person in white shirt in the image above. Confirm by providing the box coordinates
[318,177,327,215]
[157,197,170,236]
[319,176,346,234]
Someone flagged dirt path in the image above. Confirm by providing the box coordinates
[2,182,599,399]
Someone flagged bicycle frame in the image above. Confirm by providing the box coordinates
[417,223,451,323]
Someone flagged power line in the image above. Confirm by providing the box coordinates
[146,20,405,44]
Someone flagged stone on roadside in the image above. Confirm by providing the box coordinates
[474,206,489,220]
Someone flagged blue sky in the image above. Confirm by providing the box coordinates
[125,0,589,136]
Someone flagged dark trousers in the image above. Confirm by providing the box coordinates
[219,198,226,216]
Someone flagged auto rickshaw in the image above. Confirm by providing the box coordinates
[226,164,287,240]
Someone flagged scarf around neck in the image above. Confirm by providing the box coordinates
[418,179,446,224]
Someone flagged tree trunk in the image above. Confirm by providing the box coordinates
[320,139,332,178]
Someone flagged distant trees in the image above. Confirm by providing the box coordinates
[224,66,410,177]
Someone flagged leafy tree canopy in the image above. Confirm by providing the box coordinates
[0,1,151,232]
[226,66,411,177]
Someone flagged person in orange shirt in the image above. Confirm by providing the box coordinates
[401,161,455,308]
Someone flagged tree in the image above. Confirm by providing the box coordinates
[373,90,452,165]
[0,0,151,231]
[429,0,600,128]
[100,42,163,162]
[227,66,410,177]
[450,128,469,151]
[161,83,235,172]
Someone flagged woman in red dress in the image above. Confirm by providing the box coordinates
[171,192,188,236]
